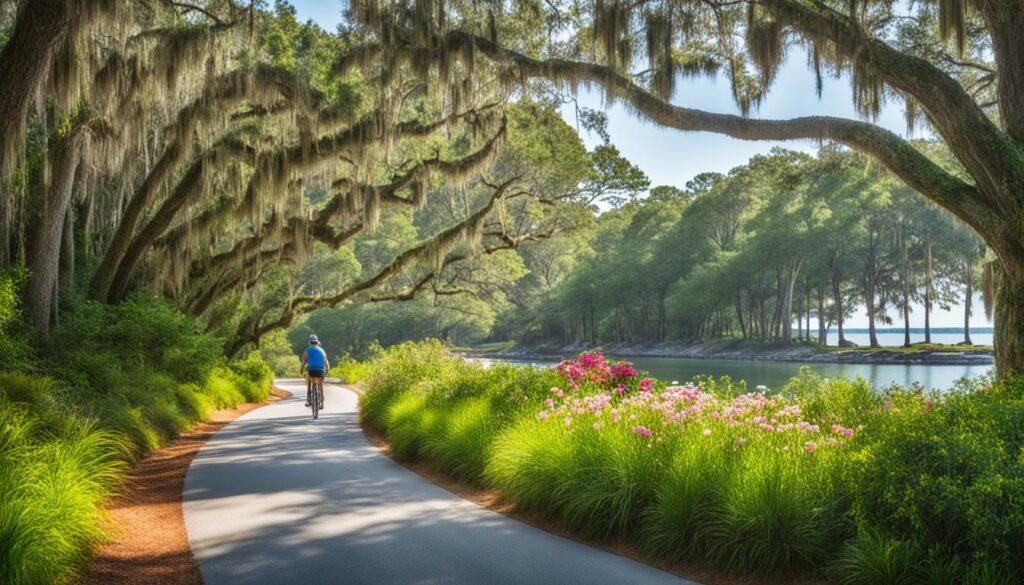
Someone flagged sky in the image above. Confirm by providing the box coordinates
[288,0,992,330]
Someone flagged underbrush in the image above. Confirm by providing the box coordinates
[356,341,1024,584]
[0,288,274,585]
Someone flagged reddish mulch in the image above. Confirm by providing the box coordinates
[353,383,826,585]
[78,387,290,585]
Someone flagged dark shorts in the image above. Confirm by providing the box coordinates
[307,369,325,380]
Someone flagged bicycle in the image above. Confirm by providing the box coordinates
[307,375,325,419]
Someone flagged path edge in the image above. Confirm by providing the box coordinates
[77,384,291,585]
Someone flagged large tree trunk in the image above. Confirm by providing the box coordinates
[25,127,86,334]
[106,159,205,302]
[995,265,1024,378]
[89,141,184,301]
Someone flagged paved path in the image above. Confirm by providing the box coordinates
[183,379,693,585]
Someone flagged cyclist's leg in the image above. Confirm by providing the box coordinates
[305,375,311,406]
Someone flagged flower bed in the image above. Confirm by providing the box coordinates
[356,342,1024,584]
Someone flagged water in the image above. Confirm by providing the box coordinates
[479,356,993,392]
[820,329,993,347]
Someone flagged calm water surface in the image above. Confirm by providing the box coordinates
[481,356,993,392]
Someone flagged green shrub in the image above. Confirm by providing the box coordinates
[335,356,374,384]
[201,368,247,409]
[0,268,31,372]
[175,383,213,421]
[384,391,432,459]
[422,398,497,483]
[848,377,1024,579]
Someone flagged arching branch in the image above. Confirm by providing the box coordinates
[224,177,516,355]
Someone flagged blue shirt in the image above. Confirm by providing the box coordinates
[305,346,326,369]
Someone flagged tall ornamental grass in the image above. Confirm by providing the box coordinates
[357,342,1024,584]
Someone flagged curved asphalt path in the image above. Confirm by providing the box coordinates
[183,379,694,585]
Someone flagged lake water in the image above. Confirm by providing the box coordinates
[479,356,993,392]
[820,329,993,347]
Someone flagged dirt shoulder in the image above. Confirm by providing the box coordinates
[78,386,290,585]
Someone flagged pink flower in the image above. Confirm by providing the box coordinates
[537,410,548,421]
[638,378,653,393]
[702,428,712,437]
[550,387,564,398]
[631,425,652,437]
[831,424,854,438]
[564,416,573,427]
[734,438,747,447]
[593,422,603,430]
[804,440,817,454]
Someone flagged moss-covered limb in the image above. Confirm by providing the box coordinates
[367,228,551,303]
[441,32,1001,240]
[754,0,1024,201]
[104,138,254,304]
[189,245,296,317]
[317,120,507,229]
[225,178,517,354]
[88,66,292,300]
[158,102,502,269]
[166,110,507,297]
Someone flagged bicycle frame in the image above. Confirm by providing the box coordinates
[307,375,324,419]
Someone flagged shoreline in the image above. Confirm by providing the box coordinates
[474,339,994,366]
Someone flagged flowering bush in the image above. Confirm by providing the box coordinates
[358,344,1024,583]
[554,350,639,391]
[536,377,857,460]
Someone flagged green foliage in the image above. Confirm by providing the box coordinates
[54,295,222,388]
[0,297,274,585]
[357,341,1024,582]
[0,268,31,372]
[847,375,1024,577]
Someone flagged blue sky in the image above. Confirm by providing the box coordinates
[288,0,990,331]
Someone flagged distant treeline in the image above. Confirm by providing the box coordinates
[294,146,988,357]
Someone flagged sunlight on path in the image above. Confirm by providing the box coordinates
[183,379,694,585]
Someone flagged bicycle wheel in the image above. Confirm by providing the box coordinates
[311,381,319,419]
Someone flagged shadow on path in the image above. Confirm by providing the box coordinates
[183,380,693,585]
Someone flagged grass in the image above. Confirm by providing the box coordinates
[0,293,276,585]
[832,342,993,354]
[354,341,1024,584]
[447,340,517,354]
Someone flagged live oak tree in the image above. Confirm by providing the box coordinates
[0,1,567,356]
[342,0,1024,376]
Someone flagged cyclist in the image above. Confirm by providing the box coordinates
[300,334,330,408]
